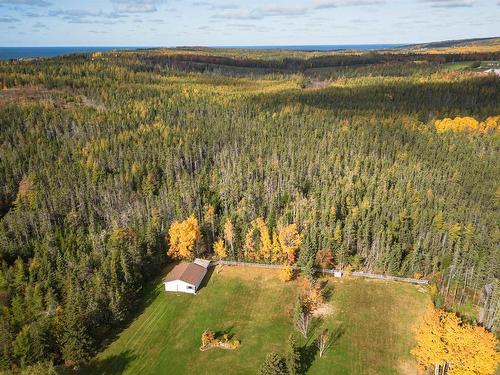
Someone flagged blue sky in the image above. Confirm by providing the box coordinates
[0,0,498,46]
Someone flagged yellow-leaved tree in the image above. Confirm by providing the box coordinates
[412,306,499,375]
[167,214,201,260]
[223,218,234,257]
[14,175,38,210]
[242,218,273,261]
[203,203,215,238]
[243,223,258,261]
[270,232,282,263]
[255,217,273,260]
[444,315,499,375]
[434,115,500,135]
[277,224,303,263]
[213,238,227,259]
[279,264,293,282]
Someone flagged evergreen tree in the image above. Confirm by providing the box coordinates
[259,352,288,375]
[59,284,93,365]
[285,334,300,375]
[11,317,55,368]
[302,257,315,282]
[0,46,499,370]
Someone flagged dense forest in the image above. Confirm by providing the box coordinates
[0,46,499,371]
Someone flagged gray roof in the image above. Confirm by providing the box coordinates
[194,258,211,268]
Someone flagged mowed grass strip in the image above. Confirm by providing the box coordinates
[80,267,429,375]
[306,277,429,375]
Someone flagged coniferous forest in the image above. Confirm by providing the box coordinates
[0,46,499,371]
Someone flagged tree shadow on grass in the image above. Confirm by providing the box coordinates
[300,323,345,374]
[214,325,236,341]
[197,266,216,292]
[299,343,318,374]
[94,263,174,353]
[76,350,137,375]
[330,324,345,345]
[305,317,323,346]
[321,281,334,302]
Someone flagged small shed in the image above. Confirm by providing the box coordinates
[162,258,210,294]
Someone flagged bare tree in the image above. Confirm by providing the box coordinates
[293,296,311,339]
[295,310,310,339]
[316,328,333,358]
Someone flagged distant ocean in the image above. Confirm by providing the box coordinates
[0,46,146,60]
[0,44,407,60]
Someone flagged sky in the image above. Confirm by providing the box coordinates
[0,0,498,46]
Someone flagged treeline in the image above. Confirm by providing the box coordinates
[0,49,498,370]
[127,49,500,75]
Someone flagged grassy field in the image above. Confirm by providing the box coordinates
[442,61,476,71]
[80,266,429,375]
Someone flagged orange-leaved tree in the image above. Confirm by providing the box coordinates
[167,214,201,260]
[201,329,215,348]
[315,249,334,269]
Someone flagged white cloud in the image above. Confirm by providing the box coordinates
[0,16,20,22]
[314,0,384,8]
[49,9,103,18]
[113,3,157,13]
[32,21,47,28]
[212,6,308,20]
[419,0,475,7]
[0,0,51,6]
[193,2,238,10]
[48,9,125,24]
[211,4,238,10]
[111,0,165,14]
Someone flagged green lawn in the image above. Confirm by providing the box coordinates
[442,61,476,71]
[80,267,429,375]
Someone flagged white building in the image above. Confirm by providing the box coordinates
[483,69,500,76]
[162,258,210,294]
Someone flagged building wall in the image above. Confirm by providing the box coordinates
[164,280,197,294]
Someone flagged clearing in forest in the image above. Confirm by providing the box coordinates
[79,267,429,375]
